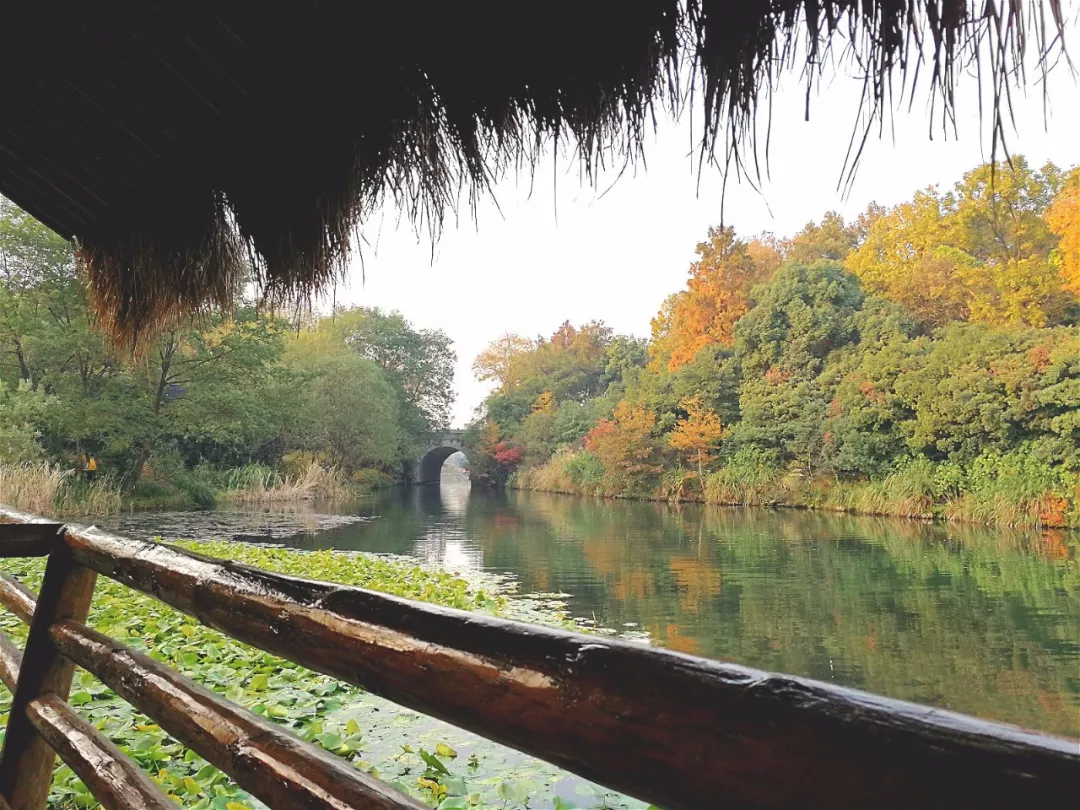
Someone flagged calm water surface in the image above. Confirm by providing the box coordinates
[109,481,1080,738]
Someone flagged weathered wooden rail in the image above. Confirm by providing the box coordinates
[0,506,1076,810]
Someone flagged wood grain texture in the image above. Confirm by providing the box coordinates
[0,550,97,810]
[0,506,61,527]
[51,619,426,810]
[0,631,21,692]
[25,695,175,810]
[0,574,38,625]
[62,524,1080,810]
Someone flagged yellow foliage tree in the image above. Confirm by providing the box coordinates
[667,397,724,482]
[846,190,971,327]
[948,159,1069,327]
[1047,167,1080,297]
[532,391,555,415]
[848,158,1074,328]
[472,333,534,389]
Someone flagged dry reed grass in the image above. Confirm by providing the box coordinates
[223,461,352,505]
[0,463,122,517]
[22,3,1059,344]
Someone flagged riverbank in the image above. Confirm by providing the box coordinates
[0,461,395,518]
[0,540,641,810]
[511,453,1080,530]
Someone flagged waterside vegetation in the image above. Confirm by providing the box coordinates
[467,159,1080,529]
[1,197,457,515]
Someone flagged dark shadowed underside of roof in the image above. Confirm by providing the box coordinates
[0,1,1068,342]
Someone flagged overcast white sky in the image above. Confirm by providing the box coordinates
[339,25,1080,427]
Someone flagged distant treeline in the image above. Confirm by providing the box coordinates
[466,158,1080,529]
[1,196,455,509]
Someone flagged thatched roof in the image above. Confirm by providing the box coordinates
[0,2,1067,342]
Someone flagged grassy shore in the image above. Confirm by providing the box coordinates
[512,451,1080,530]
[0,461,391,518]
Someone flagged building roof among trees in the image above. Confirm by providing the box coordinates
[0,2,1067,341]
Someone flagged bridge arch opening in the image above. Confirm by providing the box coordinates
[413,430,468,485]
[415,447,470,485]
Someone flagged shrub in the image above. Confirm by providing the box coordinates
[704,448,784,505]
[351,468,395,490]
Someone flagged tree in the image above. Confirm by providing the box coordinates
[848,158,1075,328]
[1047,167,1079,297]
[0,197,100,389]
[728,262,908,476]
[947,158,1069,327]
[128,310,286,481]
[786,211,865,265]
[846,189,970,328]
[668,397,723,482]
[472,333,534,388]
[0,379,53,463]
[892,324,1079,466]
[602,335,648,387]
[584,400,659,494]
[340,307,456,429]
[733,262,867,379]
[649,227,771,371]
[292,354,403,470]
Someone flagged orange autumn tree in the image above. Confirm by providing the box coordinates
[1047,167,1080,297]
[649,227,771,371]
[584,400,659,493]
[668,396,724,482]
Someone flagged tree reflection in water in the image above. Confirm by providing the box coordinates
[115,487,1080,737]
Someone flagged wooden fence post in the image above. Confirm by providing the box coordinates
[0,548,97,810]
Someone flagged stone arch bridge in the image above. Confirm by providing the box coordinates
[412,430,467,485]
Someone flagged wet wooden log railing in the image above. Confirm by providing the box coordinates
[0,508,1078,810]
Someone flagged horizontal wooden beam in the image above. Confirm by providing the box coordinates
[51,619,426,810]
[62,523,1080,810]
[0,506,61,525]
[26,694,176,810]
[0,524,63,558]
[0,631,21,692]
[0,574,38,625]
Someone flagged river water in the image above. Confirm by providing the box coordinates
[103,481,1080,739]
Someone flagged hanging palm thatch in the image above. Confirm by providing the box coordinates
[0,2,1068,342]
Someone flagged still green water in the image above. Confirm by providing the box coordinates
[114,482,1080,738]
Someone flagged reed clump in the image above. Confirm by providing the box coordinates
[222,461,352,505]
[0,462,122,517]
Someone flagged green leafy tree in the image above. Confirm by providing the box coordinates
[291,354,404,470]
[0,379,53,463]
[339,308,456,430]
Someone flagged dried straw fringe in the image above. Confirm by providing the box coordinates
[75,0,1066,345]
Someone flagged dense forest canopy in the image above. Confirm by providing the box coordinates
[467,158,1080,528]
[0,197,454,504]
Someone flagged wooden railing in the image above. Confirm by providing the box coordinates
[0,506,1076,810]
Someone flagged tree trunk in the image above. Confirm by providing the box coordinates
[132,340,173,484]
[132,448,151,485]
[14,340,30,383]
